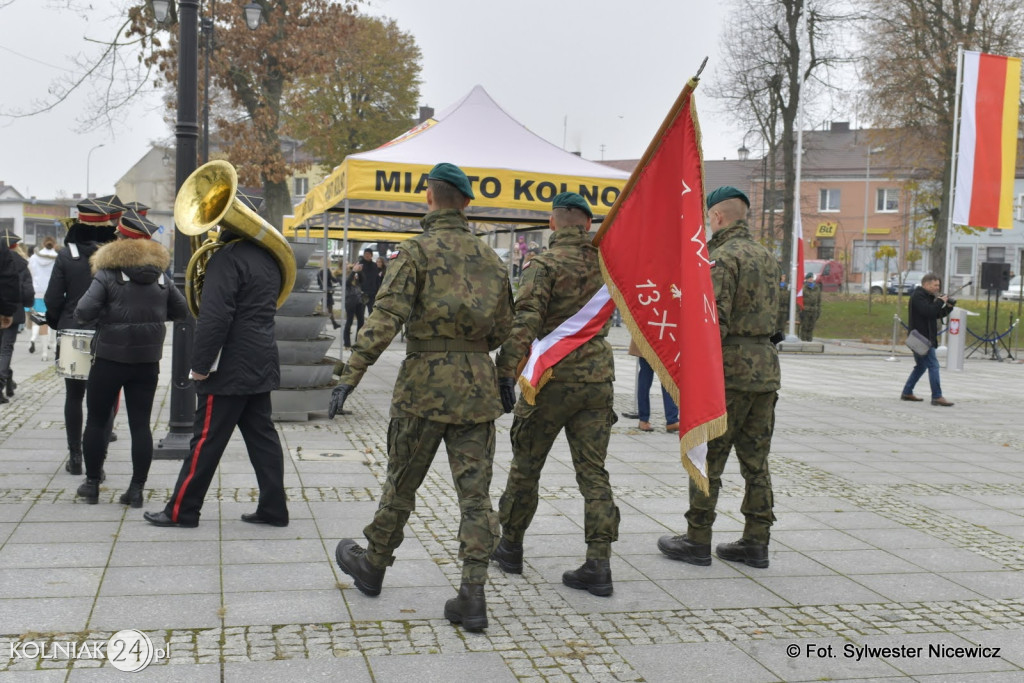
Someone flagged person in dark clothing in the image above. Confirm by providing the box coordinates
[0,232,34,404]
[317,265,341,329]
[343,263,365,349]
[44,202,121,474]
[145,231,289,528]
[900,272,955,406]
[0,232,20,332]
[358,249,379,314]
[74,212,188,505]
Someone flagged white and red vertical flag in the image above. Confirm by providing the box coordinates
[594,71,725,494]
[953,50,1022,230]
[794,212,805,311]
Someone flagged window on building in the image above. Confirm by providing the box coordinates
[1016,194,1024,222]
[763,189,785,213]
[986,246,1005,263]
[816,238,835,260]
[990,228,1003,237]
[876,188,899,213]
[818,189,840,212]
[0,218,13,234]
[293,177,309,197]
[954,246,974,276]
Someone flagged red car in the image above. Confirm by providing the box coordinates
[804,259,844,292]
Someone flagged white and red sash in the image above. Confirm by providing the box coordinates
[517,284,614,404]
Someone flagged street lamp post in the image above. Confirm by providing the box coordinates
[862,145,885,312]
[151,0,263,458]
[86,143,105,196]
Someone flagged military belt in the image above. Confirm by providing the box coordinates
[722,335,771,346]
[406,339,490,353]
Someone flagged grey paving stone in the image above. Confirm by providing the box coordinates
[851,572,987,602]
[89,594,223,630]
[7,521,121,544]
[0,566,103,598]
[736,636,903,680]
[69,663,222,681]
[941,571,1024,599]
[367,651,516,682]
[224,658,370,682]
[658,577,791,609]
[221,561,338,593]
[620,642,777,683]
[220,539,327,565]
[756,576,888,606]
[0,596,94,633]
[108,540,221,567]
[0,542,112,569]
[851,632,1021,677]
[222,589,346,627]
[342,585,452,623]
[100,565,221,597]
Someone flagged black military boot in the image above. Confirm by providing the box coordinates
[491,537,523,574]
[76,478,100,504]
[65,447,83,476]
[118,482,145,508]
[562,559,613,596]
[335,539,386,596]
[716,538,769,568]
[444,583,487,631]
[657,534,712,566]
[5,371,15,397]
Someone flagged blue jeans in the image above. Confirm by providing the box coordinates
[637,357,679,424]
[902,347,942,399]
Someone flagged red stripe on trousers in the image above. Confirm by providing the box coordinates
[172,395,215,522]
[969,53,1008,227]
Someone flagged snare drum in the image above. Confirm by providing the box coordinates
[55,329,95,380]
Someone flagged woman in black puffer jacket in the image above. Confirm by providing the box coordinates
[74,212,189,506]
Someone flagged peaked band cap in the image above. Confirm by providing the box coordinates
[77,197,123,224]
[427,162,475,199]
[552,191,593,219]
[706,186,750,210]
[125,201,150,216]
[1,228,22,248]
[117,210,155,239]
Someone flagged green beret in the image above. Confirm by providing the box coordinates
[706,186,750,210]
[552,192,593,219]
[427,162,475,199]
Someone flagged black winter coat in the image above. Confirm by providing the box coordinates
[12,255,33,325]
[0,245,19,318]
[75,239,189,363]
[191,237,281,395]
[908,285,953,348]
[45,241,104,331]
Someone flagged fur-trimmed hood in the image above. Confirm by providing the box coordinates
[90,238,171,283]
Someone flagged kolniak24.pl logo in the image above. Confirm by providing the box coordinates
[8,630,169,672]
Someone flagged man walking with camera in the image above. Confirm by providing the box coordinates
[900,273,954,406]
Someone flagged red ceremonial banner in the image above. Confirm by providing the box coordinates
[594,73,726,493]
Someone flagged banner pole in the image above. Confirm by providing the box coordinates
[787,8,808,341]
[942,44,965,349]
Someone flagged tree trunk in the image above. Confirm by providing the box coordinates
[262,177,292,231]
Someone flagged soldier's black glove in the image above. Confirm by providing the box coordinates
[328,384,354,418]
[770,331,786,345]
[498,377,517,413]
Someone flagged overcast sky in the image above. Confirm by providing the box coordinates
[0,0,742,200]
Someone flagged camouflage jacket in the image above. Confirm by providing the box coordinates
[801,282,822,313]
[340,209,514,424]
[496,225,614,383]
[708,220,781,392]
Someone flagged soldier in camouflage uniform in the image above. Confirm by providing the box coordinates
[491,192,619,597]
[328,163,514,632]
[798,271,821,341]
[658,186,781,569]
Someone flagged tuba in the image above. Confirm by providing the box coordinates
[175,160,296,317]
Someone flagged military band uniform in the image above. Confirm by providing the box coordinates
[798,275,821,341]
[493,194,618,595]
[338,206,513,582]
[147,234,289,527]
[659,186,780,569]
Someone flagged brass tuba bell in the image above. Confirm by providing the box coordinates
[175,160,296,317]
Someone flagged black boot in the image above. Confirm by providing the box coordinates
[4,372,13,397]
[0,380,7,405]
[335,539,386,596]
[118,482,144,508]
[562,559,613,596]
[491,537,523,574]
[657,534,712,566]
[65,448,83,475]
[716,538,769,568]
[444,583,487,631]
[76,478,100,504]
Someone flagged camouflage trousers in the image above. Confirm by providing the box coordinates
[363,417,499,585]
[499,381,619,560]
[686,389,777,545]
[799,309,819,341]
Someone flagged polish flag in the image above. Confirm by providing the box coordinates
[952,51,1022,230]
